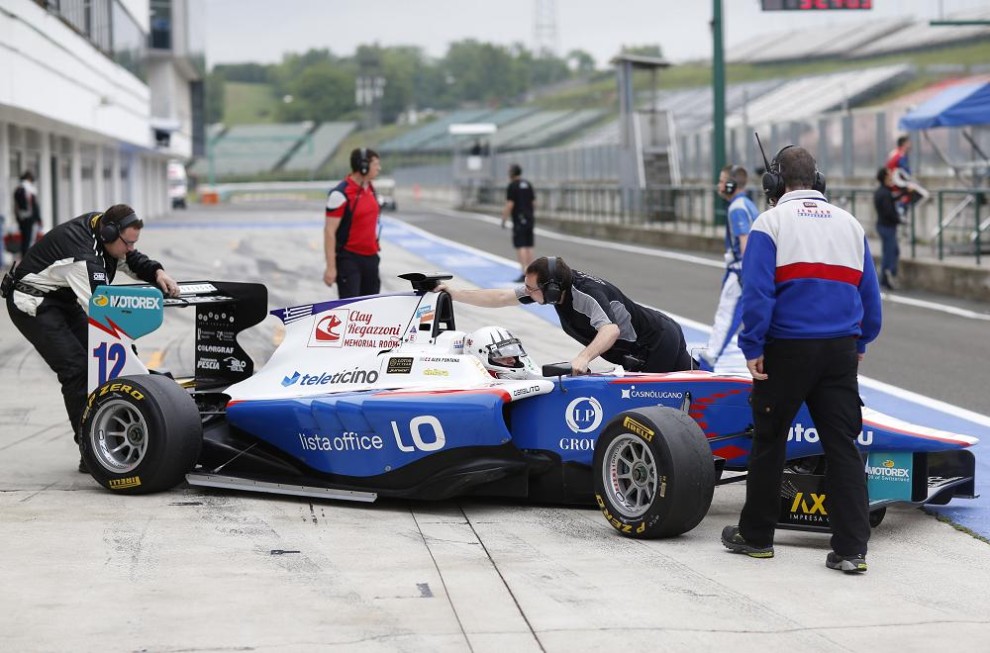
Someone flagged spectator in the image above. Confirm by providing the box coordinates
[721,146,882,574]
[699,165,759,370]
[2,204,180,472]
[885,135,929,218]
[436,256,694,374]
[502,164,536,283]
[13,171,42,260]
[324,148,382,299]
[874,167,901,290]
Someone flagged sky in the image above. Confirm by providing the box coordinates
[204,0,990,69]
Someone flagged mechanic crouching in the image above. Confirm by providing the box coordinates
[2,204,180,472]
[435,256,694,374]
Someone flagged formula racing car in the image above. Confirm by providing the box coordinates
[80,275,979,538]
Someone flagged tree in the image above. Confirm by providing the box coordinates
[567,49,597,74]
[276,61,355,122]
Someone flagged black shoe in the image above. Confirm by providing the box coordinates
[826,551,867,573]
[78,456,89,474]
[721,525,774,558]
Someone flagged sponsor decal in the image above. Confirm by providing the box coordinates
[787,423,873,446]
[391,416,446,452]
[421,356,459,363]
[512,384,542,397]
[92,272,107,282]
[197,344,235,355]
[93,294,109,307]
[423,368,448,377]
[565,396,603,434]
[387,357,414,374]
[802,201,818,208]
[788,491,828,523]
[280,369,380,387]
[559,437,595,451]
[105,295,161,310]
[299,431,384,452]
[224,356,247,373]
[310,310,348,347]
[596,495,648,535]
[108,476,142,490]
[620,385,683,400]
[197,359,220,370]
[622,416,655,442]
[865,459,910,479]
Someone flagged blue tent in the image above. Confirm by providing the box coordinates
[898,81,990,131]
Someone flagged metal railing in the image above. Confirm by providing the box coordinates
[933,189,989,265]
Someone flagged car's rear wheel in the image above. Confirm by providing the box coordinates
[80,374,202,494]
[593,407,716,538]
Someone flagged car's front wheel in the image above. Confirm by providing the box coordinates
[593,407,716,538]
[80,374,202,494]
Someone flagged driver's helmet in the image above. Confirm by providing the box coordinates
[465,326,541,380]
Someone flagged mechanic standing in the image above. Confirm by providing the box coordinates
[721,146,882,573]
[436,256,694,374]
[324,148,382,299]
[698,164,759,370]
[2,204,180,471]
[501,164,536,283]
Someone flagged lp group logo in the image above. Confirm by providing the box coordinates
[565,396,603,433]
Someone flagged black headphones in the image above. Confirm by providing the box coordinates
[98,212,140,244]
[358,147,370,176]
[724,165,742,195]
[762,145,826,205]
[541,256,564,305]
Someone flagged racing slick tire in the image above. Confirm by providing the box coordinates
[80,374,202,495]
[593,406,715,539]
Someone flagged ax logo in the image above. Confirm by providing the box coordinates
[789,492,827,516]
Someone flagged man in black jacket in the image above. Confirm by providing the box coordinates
[3,204,179,468]
[874,167,901,290]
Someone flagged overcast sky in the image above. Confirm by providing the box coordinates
[204,0,990,69]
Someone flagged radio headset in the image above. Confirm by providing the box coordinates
[754,132,826,206]
[98,212,140,244]
[358,147,370,175]
[541,256,564,305]
[724,165,742,195]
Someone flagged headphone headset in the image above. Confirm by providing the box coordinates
[358,147,370,176]
[724,165,742,196]
[541,256,564,305]
[98,212,140,244]
[761,145,826,205]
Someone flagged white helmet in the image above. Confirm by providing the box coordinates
[465,326,541,380]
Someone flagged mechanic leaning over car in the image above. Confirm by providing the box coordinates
[435,256,694,374]
[2,204,180,471]
[720,145,882,574]
[324,147,382,299]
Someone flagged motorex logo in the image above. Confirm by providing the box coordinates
[282,371,301,387]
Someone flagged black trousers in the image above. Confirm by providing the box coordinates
[7,294,89,443]
[18,218,39,257]
[336,251,381,299]
[740,337,870,556]
[639,313,693,373]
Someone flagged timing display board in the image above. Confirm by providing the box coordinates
[761,0,872,9]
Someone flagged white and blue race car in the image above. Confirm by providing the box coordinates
[80,275,978,538]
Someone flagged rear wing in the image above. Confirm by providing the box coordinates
[87,281,267,392]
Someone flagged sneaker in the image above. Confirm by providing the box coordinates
[826,552,867,573]
[721,525,774,558]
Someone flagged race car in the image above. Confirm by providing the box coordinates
[79,275,978,539]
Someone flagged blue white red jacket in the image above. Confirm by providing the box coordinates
[739,190,882,359]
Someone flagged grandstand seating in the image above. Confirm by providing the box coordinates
[190,123,313,178]
[279,121,356,173]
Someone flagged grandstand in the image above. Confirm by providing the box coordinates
[278,121,356,174]
[728,8,990,65]
[191,123,313,178]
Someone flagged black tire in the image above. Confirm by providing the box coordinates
[80,374,202,494]
[593,406,716,539]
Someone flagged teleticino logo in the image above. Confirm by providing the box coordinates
[282,371,301,387]
[281,369,380,388]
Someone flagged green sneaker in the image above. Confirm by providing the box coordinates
[721,526,774,558]
[826,552,867,573]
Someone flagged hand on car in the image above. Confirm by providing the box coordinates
[155,269,180,298]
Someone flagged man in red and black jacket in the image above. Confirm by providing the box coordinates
[324,148,382,298]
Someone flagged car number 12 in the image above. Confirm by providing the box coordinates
[93,342,127,385]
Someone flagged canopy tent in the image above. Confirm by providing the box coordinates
[899,81,990,130]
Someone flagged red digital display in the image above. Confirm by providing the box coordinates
[761,0,873,9]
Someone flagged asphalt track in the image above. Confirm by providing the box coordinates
[2,199,989,652]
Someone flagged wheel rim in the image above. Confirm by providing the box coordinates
[602,433,659,519]
[89,399,149,473]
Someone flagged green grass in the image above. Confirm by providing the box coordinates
[223,82,280,125]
